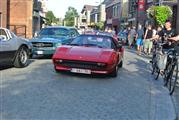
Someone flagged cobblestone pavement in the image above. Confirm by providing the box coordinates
[0,49,177,120]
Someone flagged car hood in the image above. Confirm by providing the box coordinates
[53,46,114,62]
[30,36,69,44]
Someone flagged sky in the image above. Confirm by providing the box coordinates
[45,0,104,18]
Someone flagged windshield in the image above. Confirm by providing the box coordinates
[70,35,113,49]
[38,28,69,37]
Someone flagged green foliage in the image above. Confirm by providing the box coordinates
[46,11,57,25]
[95,22,104,30]
[147,5,173,25]
[64,7,78,26]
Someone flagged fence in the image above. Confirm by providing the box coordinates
[8,25,26,38]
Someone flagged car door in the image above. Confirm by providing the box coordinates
[112,38,123,63]
[0,29,18,64]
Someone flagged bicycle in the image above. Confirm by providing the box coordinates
[163,45,179,95]
[151,42,167,80]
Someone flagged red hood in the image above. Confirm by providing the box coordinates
[53,45,114,62]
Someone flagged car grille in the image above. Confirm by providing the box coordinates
[32,42,53,47]
[56,60,106,70]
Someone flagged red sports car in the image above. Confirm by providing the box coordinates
[52,35,124,77]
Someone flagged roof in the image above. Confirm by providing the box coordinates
[81,5,97,13]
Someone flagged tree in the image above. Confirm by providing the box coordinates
[95,22,104,30]
[147,5,173,26]
[64,7,78,26]
[46,11,57,25]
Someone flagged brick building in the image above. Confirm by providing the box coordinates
[0,0,8,28]
[0,0,45,39]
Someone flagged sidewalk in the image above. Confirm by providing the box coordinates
[173,88,179,118]
[127,48,177,120]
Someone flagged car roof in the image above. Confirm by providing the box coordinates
[44,26,76,30]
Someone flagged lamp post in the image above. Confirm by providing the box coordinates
[0,12,2,27]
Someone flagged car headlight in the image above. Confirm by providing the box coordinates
[55,43,62,47]
[55,59,63,63]
[97,63,106,67]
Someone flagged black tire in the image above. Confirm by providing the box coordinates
[164,62,173,86]
[168,61,178,95]
[110,65,118,77]
[151,53,156,74]
[118,61,123,68]
[54,66,60,73]
[14,46,29,68]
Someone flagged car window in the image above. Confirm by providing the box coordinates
[70,29,79,37]
[10,31,17,38]
[38,28,69,37]
[0,29,8,40]
[70,35,113,49]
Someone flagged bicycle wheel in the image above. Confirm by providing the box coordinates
[163,61,173,86]
[168,60,178,95]
[151,55,157,75]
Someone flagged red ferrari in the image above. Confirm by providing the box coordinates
[52,35,124,77]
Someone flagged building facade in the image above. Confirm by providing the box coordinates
[104,0,122,33]
[0,0,8,28]
[90,4,106,24]
[79,5,96,28]
[0,0,45,38]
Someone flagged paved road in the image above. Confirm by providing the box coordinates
[0,49,177,120]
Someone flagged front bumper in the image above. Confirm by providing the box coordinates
[54,65,114,75]
[32,47,56,55]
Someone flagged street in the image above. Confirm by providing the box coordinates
[0,49,178,120]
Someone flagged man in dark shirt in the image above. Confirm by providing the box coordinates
[161,20,176,48]
[155,20,176,72]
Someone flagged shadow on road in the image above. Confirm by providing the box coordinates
[0,59,35,70]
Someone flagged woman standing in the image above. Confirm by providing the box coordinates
[143,25,155,55]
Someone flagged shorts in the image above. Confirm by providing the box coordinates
[128,38,134,45]
[136,39,143,46]
[144,39,153,49]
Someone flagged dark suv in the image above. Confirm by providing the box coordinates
[0,28,32,68]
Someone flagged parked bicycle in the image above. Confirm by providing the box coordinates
[164,44,179,95]
[151,41,179,95]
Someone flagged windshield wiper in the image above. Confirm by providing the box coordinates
[68,43,80,46]
[83,44,104,48]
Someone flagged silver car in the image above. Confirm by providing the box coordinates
[0,27,32,68]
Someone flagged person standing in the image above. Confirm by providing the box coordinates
[143,25,155,55]
[136,24,144,55]
[128,26,136,49]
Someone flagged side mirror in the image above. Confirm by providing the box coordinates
[0,35,7,41]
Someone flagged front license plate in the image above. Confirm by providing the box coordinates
[37,51,43,54]
[71,68,91,74]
